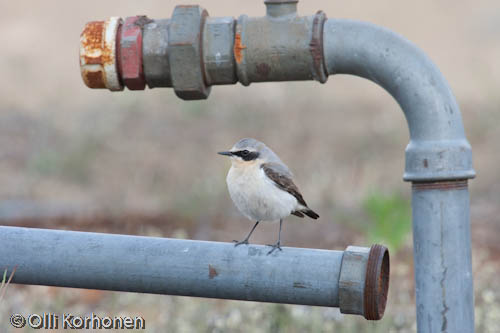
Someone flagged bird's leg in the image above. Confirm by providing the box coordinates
[267,219,283,255]
[233,221,260,247]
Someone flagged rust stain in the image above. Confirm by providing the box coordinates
[412,180,468,191]
[81,21,104,45]
[80,21,114,66]
[309,11,327,83]
[309,36,322,66]
[208,264,218,279]
[363,244,389,320]
[83,70,106,88]
[83,55,103,65]
[423,159,429,168]
[234,32,246,64]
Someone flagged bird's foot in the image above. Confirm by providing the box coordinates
[233,239,249,247]
[266,241,282,255]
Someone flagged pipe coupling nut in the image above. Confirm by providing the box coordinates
[169,5,211,100]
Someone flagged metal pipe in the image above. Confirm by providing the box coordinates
[0,226,389,320]
[78,2,476,330]
[411,180,473,332]
[322,19,474,182]
[322,20,475,332]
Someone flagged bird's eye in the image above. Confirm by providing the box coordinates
[241,150,250,156]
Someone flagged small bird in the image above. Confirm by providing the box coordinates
[218,138,319,254]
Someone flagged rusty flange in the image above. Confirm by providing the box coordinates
[310,11,328,83]
[339,244,390,320]
[80,17,123,91]
[363,244,390,320]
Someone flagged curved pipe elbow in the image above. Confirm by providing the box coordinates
[323,19,475,181]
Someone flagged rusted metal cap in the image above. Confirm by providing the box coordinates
[339,244,390,320]
[80,17,123,91]
[363,244,390,320]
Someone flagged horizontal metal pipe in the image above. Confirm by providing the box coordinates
[0,226,388,319]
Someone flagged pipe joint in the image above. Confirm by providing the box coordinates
[339,245,390,320]
[79,2,328,99]
[234,10,327,86]
[169,5,211,100]
[404,139,474,181]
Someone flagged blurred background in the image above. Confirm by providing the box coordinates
[0,0,499,332]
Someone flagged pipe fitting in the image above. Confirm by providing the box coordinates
[234,9,328,86]
[203,17,237,85]
[119,16,151,90]
[404,139,474,181]
[79,1,329,98]
[339,245,389,320]
[143,19,172,88]
[80,17,123,91]
[169,5,211,100]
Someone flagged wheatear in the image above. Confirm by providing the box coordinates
[218,138,319,254]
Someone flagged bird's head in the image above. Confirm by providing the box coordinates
[218,138,268,167]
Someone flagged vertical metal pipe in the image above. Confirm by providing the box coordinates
[412,180,473,332]
[323,19,475,332]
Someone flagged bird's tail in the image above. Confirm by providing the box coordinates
[303,208,319,219]
[292,208,319,219]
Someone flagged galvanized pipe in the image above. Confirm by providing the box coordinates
[0,226,389,320]
[78,2,476,330]
[411,180,473,332]
[322,19,474,182]
[322,20,475,332]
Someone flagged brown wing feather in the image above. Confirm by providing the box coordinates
[262,163,319,219]
[261,163,308,207]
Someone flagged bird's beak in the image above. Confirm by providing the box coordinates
[218,151,233,156]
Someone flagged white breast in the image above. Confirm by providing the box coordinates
[226,163,298,222]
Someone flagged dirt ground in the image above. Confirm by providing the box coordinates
[0,1,499,332]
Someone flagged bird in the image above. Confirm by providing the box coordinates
[218,138,319,255]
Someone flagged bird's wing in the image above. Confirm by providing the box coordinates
[261,162,308,207]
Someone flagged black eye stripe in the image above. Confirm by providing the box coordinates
[233,150,259,161]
